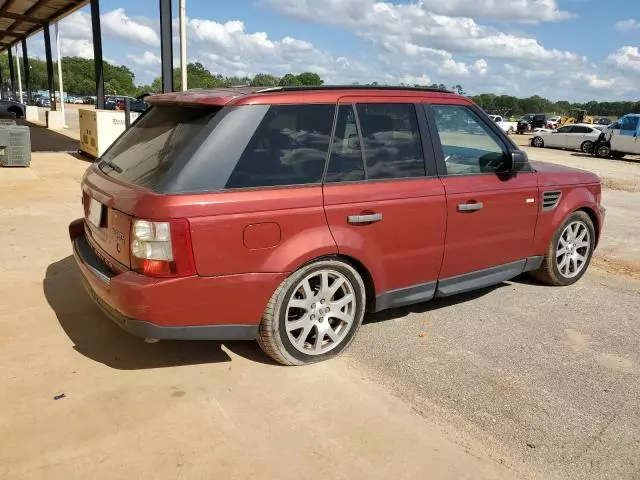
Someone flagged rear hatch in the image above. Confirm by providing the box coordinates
[82,103,224,269]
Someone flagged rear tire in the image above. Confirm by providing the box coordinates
[532,211,595,287]
[580,141,594,154]
[532,136,544,148]
[257,259,366,366]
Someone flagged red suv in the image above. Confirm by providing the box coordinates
[69,86,605,365]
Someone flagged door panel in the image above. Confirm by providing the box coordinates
[322,100,446,296]
[324,179,446,294]
[618,116,640,153]
[439,174,539,278]
[428,104,539,279]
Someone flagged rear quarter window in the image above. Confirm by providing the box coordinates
[225,104,335,189]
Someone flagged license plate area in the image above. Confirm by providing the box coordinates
[87,198,104,228]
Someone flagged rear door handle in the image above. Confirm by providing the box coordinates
[348,213,383,224]
[458,202,483,212]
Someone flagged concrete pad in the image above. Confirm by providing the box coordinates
[46,110,66,130]
[25,105,39,122]
[0,153,520,480]
[0,167,38,183]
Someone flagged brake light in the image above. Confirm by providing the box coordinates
[130,218,196,277]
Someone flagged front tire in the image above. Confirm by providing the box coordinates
[532,211,595,286]
[257,259,366,365]
[595,144,611,158]
[532,136,544,148]
[580,141,594,154]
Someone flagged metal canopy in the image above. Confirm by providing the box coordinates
[0,0,88,52]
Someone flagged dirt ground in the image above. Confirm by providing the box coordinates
[0,153,524,480]
[1,133,639,480]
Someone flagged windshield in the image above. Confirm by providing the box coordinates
[98,104,221,189]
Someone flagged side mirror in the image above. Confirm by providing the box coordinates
[508,151,528,173]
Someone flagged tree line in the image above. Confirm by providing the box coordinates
[1,54,637,117]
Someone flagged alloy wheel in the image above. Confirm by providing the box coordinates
[556,221,591,279]
[284,269,357,355]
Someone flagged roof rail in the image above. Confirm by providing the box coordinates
[254,85,454,94]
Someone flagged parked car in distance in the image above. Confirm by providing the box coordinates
[531,124,602,153]
[594,117,612,126]
[69,85,605,365]
[104,96,118,110]
[35,96,52,108]
[115,96,149,113]
[517,114,547,134]
[593,114,640,159]
[0,99,25,118]
[488,114,517,134]
[547,116,561,129]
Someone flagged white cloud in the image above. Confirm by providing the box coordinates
[267,0,572,24]
[473,59,489,75]
[265,0,584,67]
[127,51,161,66]
[614,19,640,31]
[101,8,160,47]
[608,46,640,76]
[188,19,384,84]
[399,74,432,85]
[60,38,94,59]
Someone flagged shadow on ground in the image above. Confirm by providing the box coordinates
[365,274,546,324]
[43,256,277,370]
[570,152,640,164]
[18,120,79,152]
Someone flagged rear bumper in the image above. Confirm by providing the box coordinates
[69,218,285,341]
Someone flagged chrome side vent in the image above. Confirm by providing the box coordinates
[542,190,562,211]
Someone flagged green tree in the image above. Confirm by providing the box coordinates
[278,73,301,86]
[296,72,323,86]
[250,73,280,87]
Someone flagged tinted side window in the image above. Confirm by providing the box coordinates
[225,104,334,189]
[326,104,365,182]
[621,116,639,133]
[357,103,425,179]
[573,126,592,134]
[556,126,572,133]
[432,105,508,175]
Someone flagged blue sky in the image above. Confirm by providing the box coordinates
[26,0,640,101]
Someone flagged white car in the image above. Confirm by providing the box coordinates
[547,116,562,128]
[487,114,518,134]
[531,124,601,153]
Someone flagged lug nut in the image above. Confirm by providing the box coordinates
[320,299,325,304]
[310,314,315,320]
[311,303,316,309]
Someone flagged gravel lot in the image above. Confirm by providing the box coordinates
[346,142,640,480]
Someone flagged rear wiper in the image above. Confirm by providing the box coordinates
[98,159,123,173]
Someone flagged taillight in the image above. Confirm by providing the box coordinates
[130,218,196,278]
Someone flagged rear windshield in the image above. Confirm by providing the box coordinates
[98,105,221,189]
